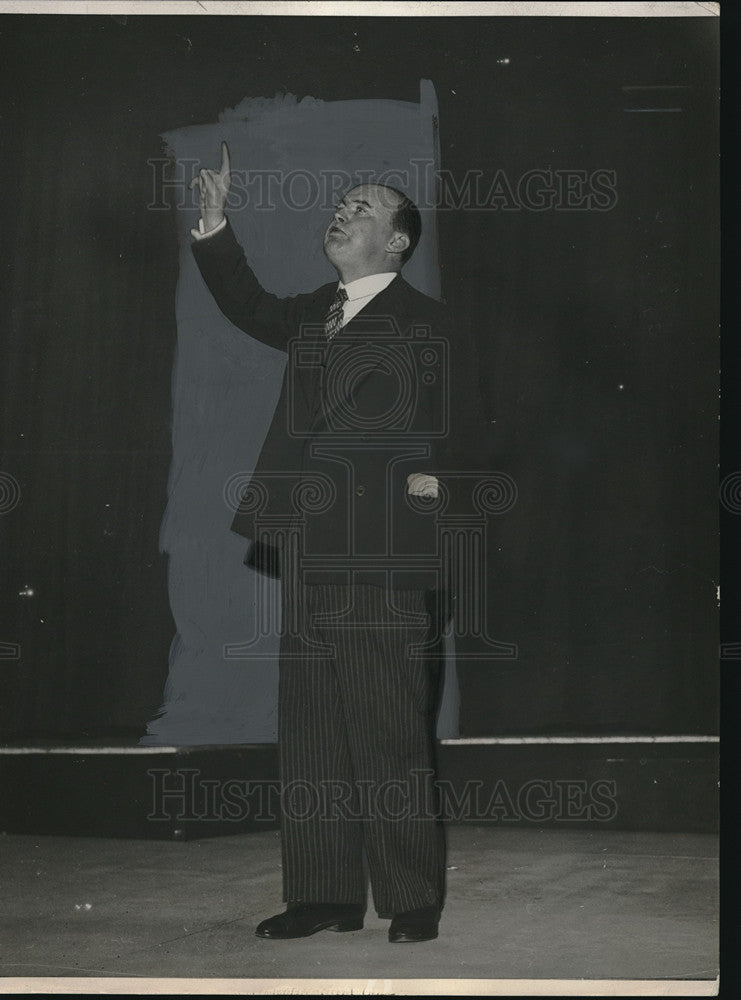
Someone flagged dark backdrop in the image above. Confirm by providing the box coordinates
[0,14,718,740]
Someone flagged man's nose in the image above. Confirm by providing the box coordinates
[333,206,347,223]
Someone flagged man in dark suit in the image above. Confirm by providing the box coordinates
[190,142,463,943]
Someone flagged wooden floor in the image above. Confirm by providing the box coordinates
[0,825,718,994]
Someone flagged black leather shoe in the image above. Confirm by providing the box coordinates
[255,903,364,939]
[388,905,440,943]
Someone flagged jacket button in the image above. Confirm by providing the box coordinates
[355,485,366,496]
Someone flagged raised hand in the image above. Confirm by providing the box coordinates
[189,140,231,233]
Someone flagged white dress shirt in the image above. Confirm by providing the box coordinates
[337,272,396,326]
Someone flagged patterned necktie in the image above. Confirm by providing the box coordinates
[324,286,348,341]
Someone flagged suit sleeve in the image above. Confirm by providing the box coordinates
[190,216,305,353]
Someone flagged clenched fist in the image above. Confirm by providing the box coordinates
[189,140,231,234]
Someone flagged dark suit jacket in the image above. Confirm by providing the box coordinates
[192,218,474,595]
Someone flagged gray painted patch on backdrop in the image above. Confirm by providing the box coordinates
[142,81,459,746]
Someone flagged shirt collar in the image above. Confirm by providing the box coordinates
[339,272,398,301]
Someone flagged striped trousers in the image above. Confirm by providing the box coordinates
[277,582,446,916]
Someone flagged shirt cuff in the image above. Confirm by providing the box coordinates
[190,216,227,241]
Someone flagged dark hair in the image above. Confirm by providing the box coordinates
[380,185,422,265]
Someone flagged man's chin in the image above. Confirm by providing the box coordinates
[323,241,344,265]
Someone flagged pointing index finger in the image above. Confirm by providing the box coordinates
[220,140,230,177]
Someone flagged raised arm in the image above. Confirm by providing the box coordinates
[188,142,305,352]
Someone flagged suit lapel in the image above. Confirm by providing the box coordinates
[290,282,336,413]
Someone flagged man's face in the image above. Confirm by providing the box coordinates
[323,184,405,279]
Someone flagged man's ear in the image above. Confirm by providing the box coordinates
[387,231,411,256]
